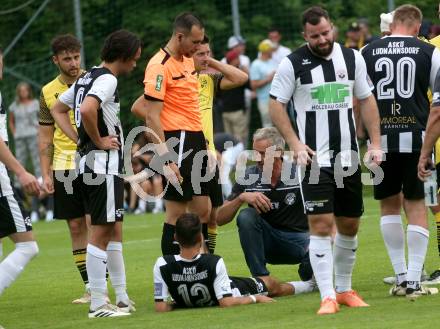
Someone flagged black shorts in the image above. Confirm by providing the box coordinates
[80,173,124,225]
[373,153,424,200]
[53,170,88,220]
[230,277,268,296]
[162,130,209,201]
[0,194,32,238]
[300,166,364,218]
[208,166,223,208]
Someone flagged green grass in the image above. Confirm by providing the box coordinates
[1,195,440,329]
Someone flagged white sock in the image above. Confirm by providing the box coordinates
[380,215,407,284]
[138,200,146,211]
[0,241,38,296]
[154,198,163,210]
[87,244,108,310]
[289,280,315,295]
[107,241,129,305]
[407,225,429,290]
[334,233,357,293]
[309,236,335,300]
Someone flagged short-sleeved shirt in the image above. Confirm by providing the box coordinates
[9,99,39,139]
[250,58,277,103]
[198,72,223,153]
[0,91,13,197]
[228,164,308,232]
[144,48,202,132]
[59,67,124,175]
[153,254,232,308]
[270,42,372,168]
[39,76,78,170]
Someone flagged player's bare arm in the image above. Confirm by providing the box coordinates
[206,57,248,90]
[359,94,383,165]
[154,301,174,312]
[80,96,120,150]
[250,71,275,90]
[418,104,440,180]
[38,124,55,194]
[0,137,39,196]
[219,295,274,307]
[51,99,79,143]
[269,98,314,165]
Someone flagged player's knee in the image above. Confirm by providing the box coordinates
[16,241,39,258]
[68,219,86,237]
[236,208,258,229]
[310,221,333,236]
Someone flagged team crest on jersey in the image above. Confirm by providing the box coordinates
[155,75,163,91]
[284,192,296,205]
[336,70,346,80]
[115,208,124,218]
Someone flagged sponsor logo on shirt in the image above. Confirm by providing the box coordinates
[310,83,350,110]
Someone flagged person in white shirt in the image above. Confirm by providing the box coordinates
[268,28,291,65]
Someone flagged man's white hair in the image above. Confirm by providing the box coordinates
[253,127,285,151]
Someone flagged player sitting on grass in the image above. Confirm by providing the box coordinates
[153,213,315,311]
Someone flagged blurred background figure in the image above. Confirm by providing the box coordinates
[344,21,364,50]
[218,49,249,145]
[267,27,291,65]
[8,82,53,222]
[222,35,250,73]
[250,39,277,128]
[358,18,378,44]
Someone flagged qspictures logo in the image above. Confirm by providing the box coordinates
[310,83,350,110]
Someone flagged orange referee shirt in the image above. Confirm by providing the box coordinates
[144,48,202,131]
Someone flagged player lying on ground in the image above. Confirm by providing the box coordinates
[153,213,316,312]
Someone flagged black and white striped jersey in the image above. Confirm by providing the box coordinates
[270,43,372,167]
[361,36,440,153]
[59,67,124,175]
[0,91,14,197]
[153,254,233,308]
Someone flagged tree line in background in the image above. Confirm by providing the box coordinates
[0,0,439,134]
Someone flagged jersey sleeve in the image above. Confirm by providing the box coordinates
[153,257,170,302]
[87,74,117,104]
[353,50,373,100]
[58,83,76,108]
[38,91,54,125]
[269,57,296,104]
[213,258,233,300]
[226,180,245,201]
[144,63,167,101]
[430,48,440,91]
[210,73,224,95]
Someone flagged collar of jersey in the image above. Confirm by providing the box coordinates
[176,254,202,262]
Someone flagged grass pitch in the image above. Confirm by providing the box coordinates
[1,195,439,329]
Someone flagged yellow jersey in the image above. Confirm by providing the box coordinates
[39,76,77,170]
[197,72,223,153]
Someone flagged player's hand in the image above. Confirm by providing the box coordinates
[207,150,217,174]
[96,135,121,150]
[364,145,384,167]
[17,171,40,196]
[418,154,434,182]
[255,295,275,303]
[164,162,183,185]
[293,142,315,166]
[42,174,54,194]
[239,192,272,213]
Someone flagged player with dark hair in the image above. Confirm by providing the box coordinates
[131,12,212,256]
[362,4,440,299]
[154,213,314,311]
[38,34,94,304]
[270,6,382,314]
[51,30,141,318]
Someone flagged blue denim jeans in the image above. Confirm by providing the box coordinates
[236,207,312,280]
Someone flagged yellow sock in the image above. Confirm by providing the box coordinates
[207,227,218,254]
[73,249,88,285]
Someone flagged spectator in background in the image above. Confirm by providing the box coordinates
[219,49,249,144]
[222,35,250,73]
[358,18,378,45]
[429,25,440,40]
[250,39,277,128]
[344,22,364,50]
[267,27,291,65]
[8,82,51,222]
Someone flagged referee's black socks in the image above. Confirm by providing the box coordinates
[161,223,180,256]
